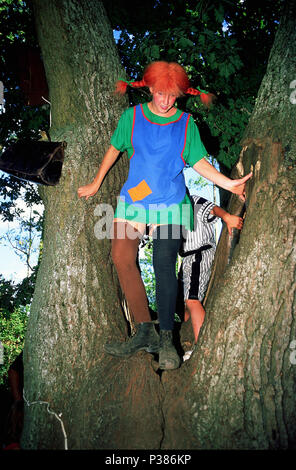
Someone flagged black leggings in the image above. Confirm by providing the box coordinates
[152,225,182,330]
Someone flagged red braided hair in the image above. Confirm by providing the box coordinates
[185,87,216,107]
[115,79,146,94]
[115,61,215,106]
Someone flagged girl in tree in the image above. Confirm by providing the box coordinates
[77,61,251,370]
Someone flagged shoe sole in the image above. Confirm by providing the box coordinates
[158,360,181,370]
[145,345,160,353]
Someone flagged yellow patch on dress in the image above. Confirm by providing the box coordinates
[127,180,152,202]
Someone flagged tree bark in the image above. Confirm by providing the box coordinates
[162,0,296,449]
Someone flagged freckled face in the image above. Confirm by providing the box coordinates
[149,88,178,116]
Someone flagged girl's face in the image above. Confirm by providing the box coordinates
[149,88,178,116]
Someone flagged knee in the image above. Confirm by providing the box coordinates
[111,244,136,274]
[186,299,201,306]
[185,299,203,316]
[111,244,125,269]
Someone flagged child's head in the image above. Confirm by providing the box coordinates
[141,61,190,97]
[115,60,214,106]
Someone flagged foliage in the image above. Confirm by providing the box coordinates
[139,237,157,312]
[0,0,46,148]
[0,268,36,311]
[0,0,46,222]
[0,305,28,385]
[0,268,35,385]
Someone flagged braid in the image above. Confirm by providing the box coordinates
[185,87,201,96]
[115,63,215,107]
[186,87,215,108]
[130,79,146,89]
[115,80,129,94]
[115,78,147,95]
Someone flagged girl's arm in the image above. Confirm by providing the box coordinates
[77,145,121,200]
[193,158,252,201]
[211,206,244,235]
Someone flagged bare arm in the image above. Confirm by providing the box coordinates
[193,158,252,201]
[77,145,120,200]
[211,205,244,235]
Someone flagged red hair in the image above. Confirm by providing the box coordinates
[143,62,189,96]
[115,61,214,106]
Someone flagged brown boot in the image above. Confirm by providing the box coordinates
[158,330,181,370]
[104,322,160,357]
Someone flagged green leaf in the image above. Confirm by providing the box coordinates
[150,44,160,59]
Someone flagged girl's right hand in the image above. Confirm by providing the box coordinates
[77,182,99,200]
[77,145,120,201]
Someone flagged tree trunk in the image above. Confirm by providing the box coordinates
[21,0,163,450]
[162,0,296,449]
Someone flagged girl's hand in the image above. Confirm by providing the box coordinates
[228,172,252,201]
[77,181,99,200]
[224,214,244,236]
[77,145,121,201]
[193,159,252,201]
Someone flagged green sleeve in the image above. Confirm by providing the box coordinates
[183,116,208,167]
[110,107,134,155]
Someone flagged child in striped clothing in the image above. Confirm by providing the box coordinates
[179,195,243,360]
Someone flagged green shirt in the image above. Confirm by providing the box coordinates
[111,102,208,229]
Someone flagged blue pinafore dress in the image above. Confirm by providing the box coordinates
[118,103,190,220]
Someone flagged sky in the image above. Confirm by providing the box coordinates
[0,176,42,282]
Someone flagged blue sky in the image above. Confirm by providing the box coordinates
[0,175,42,282]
